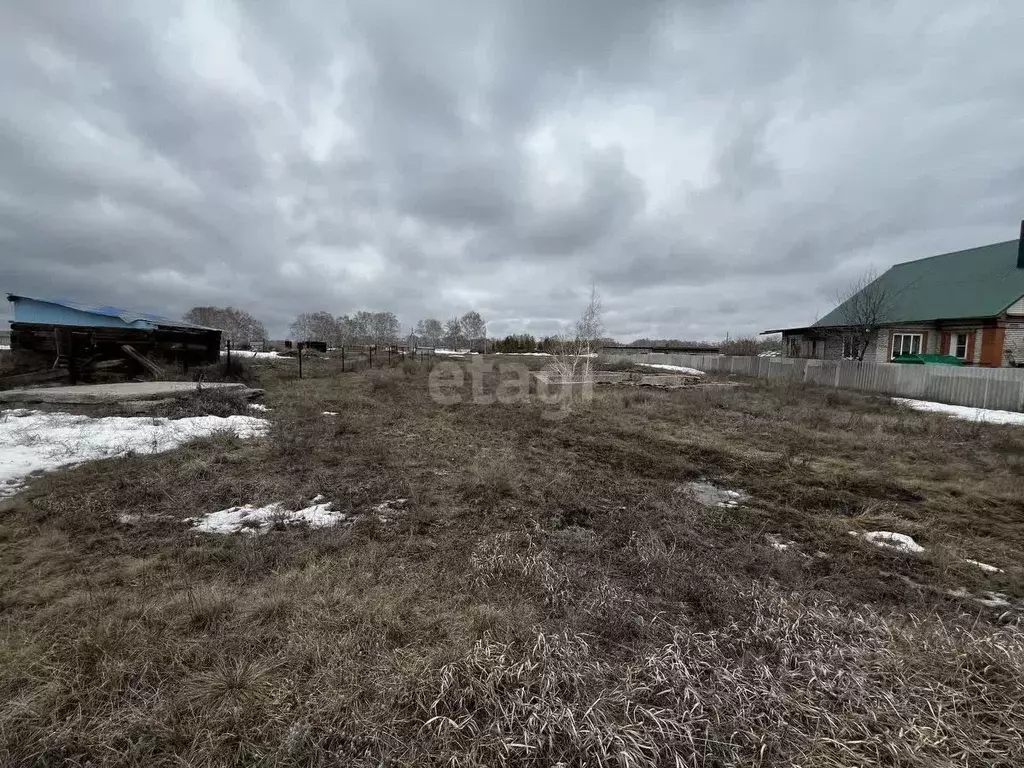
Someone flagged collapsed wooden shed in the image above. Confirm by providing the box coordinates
[5,294,221,386]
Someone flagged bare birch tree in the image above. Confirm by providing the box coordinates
[832,268,895,361]
[460,311,487,351]
[290,311,339,345]
[184,307,267,348]
[443,317,464,349]
[550,285,604,381]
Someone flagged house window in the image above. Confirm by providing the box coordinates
[892,333,923,358]
[842,335,862,359]
[953,333,969,359]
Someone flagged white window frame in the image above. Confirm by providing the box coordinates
[891,333,923,359]
[842,334,866,360]
[952,332,969,360]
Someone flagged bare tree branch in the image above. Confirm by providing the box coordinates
[831,268,895,361]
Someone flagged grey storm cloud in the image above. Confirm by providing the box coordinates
[2,0,1023,340]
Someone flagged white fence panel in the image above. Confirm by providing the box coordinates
[609,352,1024,412]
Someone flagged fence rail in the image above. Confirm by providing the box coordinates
[608,353,1024,412]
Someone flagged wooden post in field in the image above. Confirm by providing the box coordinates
[226,339,231,374]
[67,331,77,385]
[341,346,345,372]
[388,347,392,366]
[298,342,303,379]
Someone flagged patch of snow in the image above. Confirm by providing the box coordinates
[188,499,346,534]
[976,591,1011,608]
[854,530,925,554]
[0,409,268,498]
[222,349,290,359]
[639,364,705,376]
[0,344,10,351]
[965,558,1004,574]
[435,349,473,356]
[117,513,140,525]
[766,534,796,551]
[249,403,272,412]
[684,481,748,509]
[374,498,408,513]
[893,398,1024,426]
[373,498,408,522]
[493,352,552,356]
[322,411,339,416]
[948,587,1021,611]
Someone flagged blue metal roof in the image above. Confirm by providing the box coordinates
[6,294,219,331]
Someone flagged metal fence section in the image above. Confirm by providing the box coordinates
[609,353,1024,412]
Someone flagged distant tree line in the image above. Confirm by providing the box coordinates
[185,302,782,357]
[624,338,718,349]
[412,311,487,350]
[289,310,403,347]
[183,307,267,348]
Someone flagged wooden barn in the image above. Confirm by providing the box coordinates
[5,294,221,385]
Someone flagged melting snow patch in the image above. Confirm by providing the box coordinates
[893,398,1024,426]
[853,530,925,554]
[965,558,1004,574]
[374,498,408,521]
[684,481,748,509]
[976,591,1011,608]
[322,411,339,416]
[0,409,268,498]
[221,350,286,359]
[249,403,272,412]
[766,534,796,551]
[188,500,346,534]
[639,364,705,376]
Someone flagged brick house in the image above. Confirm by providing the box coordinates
[765,226,1024,367]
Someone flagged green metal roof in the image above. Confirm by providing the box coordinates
[813,239,1024,328]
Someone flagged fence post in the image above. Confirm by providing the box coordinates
[68,332,77,385]
[388,348,392,366]
[226,339,231,374]
[341,347,345,373]
[298,343,303,379]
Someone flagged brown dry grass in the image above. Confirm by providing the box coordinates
[1,357,1022,766]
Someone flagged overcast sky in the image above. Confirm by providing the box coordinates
[2,1,1023,340]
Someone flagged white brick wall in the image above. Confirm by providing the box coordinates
[1005,321,1024,366]
[875,325,940,361]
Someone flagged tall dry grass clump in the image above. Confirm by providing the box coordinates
[386,584,1024,767]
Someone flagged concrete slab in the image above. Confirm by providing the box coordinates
[0,381,254,404]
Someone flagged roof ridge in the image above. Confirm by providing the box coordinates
[892,238,1019,269]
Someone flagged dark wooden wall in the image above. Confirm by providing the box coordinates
[10,322,221,376]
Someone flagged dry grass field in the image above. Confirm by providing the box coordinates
[1,355,1023,766]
